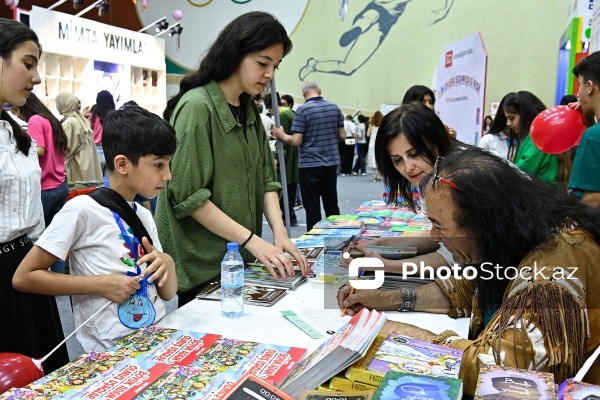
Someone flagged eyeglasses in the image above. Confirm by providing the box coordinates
[431,156,463,191]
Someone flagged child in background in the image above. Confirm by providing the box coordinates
[13,106,178,352]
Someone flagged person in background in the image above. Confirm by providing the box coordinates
[258,103,274,139]
[341,102,466,274]
[281,94,295,112]
[89,90,115,176]
[402,85,457,138]
[157,11,309,307]
[503,91,572,187]
[483,115,493,133]
[478,97,510,159]
[12,92,69,274]
[14,106,178,352]
[337,148,600,396]
[265,92,299,226]
[367,110,383,181]
[569,51,600,209]
[55,91,103,182]
[352,114,369,176]
[340,114,356,176]
[0,17,68,373]
[560,94,578,105]
[272,80,346,231]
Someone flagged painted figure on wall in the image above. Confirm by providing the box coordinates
[299,0,455,80]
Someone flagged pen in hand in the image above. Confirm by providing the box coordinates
[341,268,363,317]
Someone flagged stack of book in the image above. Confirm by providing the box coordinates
[244,265,307,290]
[196,281,288,307]
[13,326,306,399]
[279,309,387,398]
[343,334,463,388]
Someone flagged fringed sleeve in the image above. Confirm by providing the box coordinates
[434,274,476,319]
[444,280,587,397]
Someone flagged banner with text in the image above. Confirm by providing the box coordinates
[435,32,487,145]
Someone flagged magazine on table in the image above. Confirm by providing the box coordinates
[196,280,288,307]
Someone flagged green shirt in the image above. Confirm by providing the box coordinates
[155,80,281,294]
[569,122,600,198]
[514,133,559,182]
[277,107,299,184]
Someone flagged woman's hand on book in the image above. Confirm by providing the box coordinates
[247,236,295,280]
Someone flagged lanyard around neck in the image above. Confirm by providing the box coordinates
[112,206,140,262]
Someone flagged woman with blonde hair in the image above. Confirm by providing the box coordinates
[56,91,103,182]
[367,110,383,181]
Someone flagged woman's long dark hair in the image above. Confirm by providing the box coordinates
[0,18,41,155]
[420,147,600,313]
[91,90,115,127]
[17,92,69,156]
[503,91,545,159]
[375,102,460,211]
[402,85,436,107]
[163,11,292,121]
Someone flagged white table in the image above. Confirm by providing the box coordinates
[157,279,469,354]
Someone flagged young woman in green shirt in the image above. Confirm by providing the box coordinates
[157,12,309,306]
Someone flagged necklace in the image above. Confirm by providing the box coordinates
[228,103,240,123]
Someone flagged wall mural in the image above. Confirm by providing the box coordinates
[298,0,455,81]
[136,0,309,73]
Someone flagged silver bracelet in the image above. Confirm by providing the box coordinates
[399,286,416,312]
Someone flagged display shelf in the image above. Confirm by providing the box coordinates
[130,66,166,115]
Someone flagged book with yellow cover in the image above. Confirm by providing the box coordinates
[345,334,387,386]
[329,376,378,392]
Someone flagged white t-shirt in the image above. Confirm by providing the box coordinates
[260,114,274,137]
[36,195,166,352]
[344,120,357,138]
[478,132,509,159]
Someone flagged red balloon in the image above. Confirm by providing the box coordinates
[0,353,43,394]
[530,105,586,154]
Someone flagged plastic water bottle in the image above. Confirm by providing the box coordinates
[221,242,244,319]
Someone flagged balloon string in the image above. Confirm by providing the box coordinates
[574,341,600,382]
[39,301,112,363]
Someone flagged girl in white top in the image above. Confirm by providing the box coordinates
[0,18,69,373]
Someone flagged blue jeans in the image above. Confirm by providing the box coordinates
[41,180,68,273]
[96,144,107,177]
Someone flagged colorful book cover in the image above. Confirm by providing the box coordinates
[105,326,180,358]
[142,330,222,365]
[189,337,307,386]
[380,231,405,237]
[296,246,326,261]
[474,364,556,399]
[326,214,360,221]
[299,389,374,400]
[307,228,363,238]
[134,365,236,400]
[291,235,325,247]
[373,371,463,400]
[560,378,600,399]
[314,220,364,230]
[367,334,463,379]
[0,387,52,399]
[68,359,172,400]
[25,351,126,398]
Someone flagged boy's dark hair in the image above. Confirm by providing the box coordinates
[102,106,177,172]
[573,50,600,86]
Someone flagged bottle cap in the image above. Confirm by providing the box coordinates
[227,242,239,251]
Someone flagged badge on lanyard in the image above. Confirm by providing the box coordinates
[111,209,156,329]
